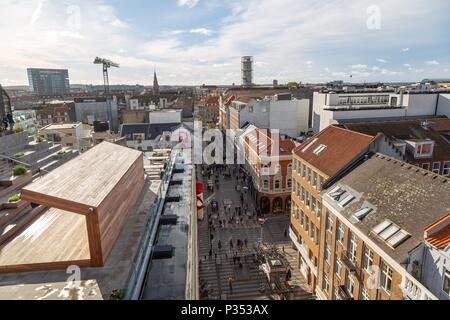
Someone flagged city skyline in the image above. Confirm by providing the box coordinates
[0,0,449,86]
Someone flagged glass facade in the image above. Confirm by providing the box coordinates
[27,68,70,96]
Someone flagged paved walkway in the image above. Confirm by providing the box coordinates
[198,165,313,300]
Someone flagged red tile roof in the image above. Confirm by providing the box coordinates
[235,96,254,104]
[244,129,295,156]
[205,96,220,105]
[294,125,375,177]
[425,213,450,250]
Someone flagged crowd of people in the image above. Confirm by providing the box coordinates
[1,113,14,132]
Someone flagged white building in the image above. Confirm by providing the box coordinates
[406,214,450,300]
[312,90,450,133]
[229,93,310,140]
[149,109,182,125]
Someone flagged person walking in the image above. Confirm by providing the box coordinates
[209,248,212,260]
[284,228,288,238]
[218,240,222,251]
[228,277,234,293]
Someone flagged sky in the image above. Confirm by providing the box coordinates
[0,0,449,86]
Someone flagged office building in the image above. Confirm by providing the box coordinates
[27,68,70,96]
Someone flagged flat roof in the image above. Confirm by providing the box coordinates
[22,142,142,209]
[41,123,82,130]
[0,208,90,269]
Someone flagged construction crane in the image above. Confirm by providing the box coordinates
[93,57,119,132]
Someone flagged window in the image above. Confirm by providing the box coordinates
[422,163,430,171]
[301,163,306,178]
[381,263,393,293]
[300,210,305,226]
[307,167,312,183]
[335,258,342,278]
[288,164,293,174]
[305,216,310,232]
[287,179,292,189]
[315,227,320,245]
[302,138,318,153]
[311,196,317,213]
[337,221,344,244]
[317,201,322,218]
[432,162,441,174]
[416,143,433,155]
[263,179,269,190]
[313,144,327,156]
[313,172,318,188]
[248,106,254,113]
[325,246,331,264]
[305,191,310,207]
[348,232,357,263]
[323,274,330,293]
[309,221,315,239]
[363,246,374,272]
[301,187,305,203]
[275,180,281,190]
[319,176,324,191]
[326,212,333,232]
[443,162,450,176]
[443,270,450,295]
[346,275,355,298]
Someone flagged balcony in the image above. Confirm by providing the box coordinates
[337,285,353,301]
[341,250,357,273]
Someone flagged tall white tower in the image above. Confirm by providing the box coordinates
[241,56,254,87]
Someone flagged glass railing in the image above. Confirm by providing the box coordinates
[123,151,177,300]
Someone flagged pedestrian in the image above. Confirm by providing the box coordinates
[218,240,222,250]
[228,277,234,293]
[215,253,217,260]
[209,248,212,260]
[284,229,288,238]
[244,239,248,248]
[232,256,236,265]
[229,239,233,249]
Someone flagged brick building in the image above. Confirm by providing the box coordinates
[343,118,450,176]
[241,127,297,214]
[290,126,393,291]
[315,154,450,300]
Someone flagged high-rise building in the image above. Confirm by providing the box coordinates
[27,68,70,96]
[241,56,254,87]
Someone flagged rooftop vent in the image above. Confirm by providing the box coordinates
[160,215,178,225]
[353,207,373,221]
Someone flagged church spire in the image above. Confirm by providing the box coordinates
[153,70,160,96]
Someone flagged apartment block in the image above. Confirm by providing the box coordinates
[290,126,380,292]
[316,154,450,300]
[240,127,297,214]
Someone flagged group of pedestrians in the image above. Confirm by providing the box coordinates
[2,113,14,132]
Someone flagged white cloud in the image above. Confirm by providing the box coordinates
[306,61,313,68]
[30,0,47,25]
[376,58,387,63]
[426,60,439,66]
[402,48,410,52]
[403,63,412,68]
[189,28,212,36]
[351,64,368,70]
[177,0,199,9]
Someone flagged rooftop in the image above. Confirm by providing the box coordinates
[294,126,376,177]
[425,213,450,250]
[243,128,296,157]
[323,154,450,264]
[22,142,142,209]
[40,123,82,131]
[343,118,450,162]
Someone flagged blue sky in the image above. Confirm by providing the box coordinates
[0,0,449,86]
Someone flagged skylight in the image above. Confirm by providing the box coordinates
[329,188,345,201]
[372,219,411,248]
[339,194,355,207]
[302,138,318,153]
[387,230,410,248]
[313,144,327,156]
[353,207,373,220]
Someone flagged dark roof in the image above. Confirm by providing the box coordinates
[120,123,181,140]
[294,126,375,177]
[323,154,450,264]
[344,118,450,163]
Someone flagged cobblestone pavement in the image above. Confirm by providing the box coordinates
[197,165,314,300]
